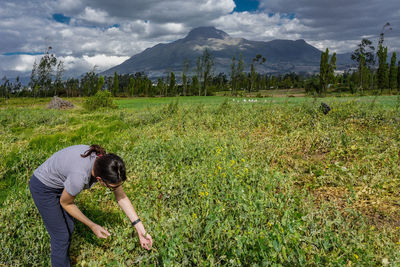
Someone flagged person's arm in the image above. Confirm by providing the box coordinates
[113,186,153,250]
[60,189,110,238]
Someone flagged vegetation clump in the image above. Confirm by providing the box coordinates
[1,96,399,265]
[83,90,116,111]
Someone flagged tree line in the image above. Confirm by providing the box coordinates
[0,48,308,98]
[315,22,400,96]
[1,23,399,98]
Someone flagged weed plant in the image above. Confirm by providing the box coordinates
[0,96,399,266]
[83,90,116,111]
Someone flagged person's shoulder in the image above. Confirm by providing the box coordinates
[59,145,90,152]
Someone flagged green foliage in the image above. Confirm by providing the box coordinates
[112,72,119,97]
[389,52,397,92]
[169,72,176,96]
[30,46,59,97]
[81,68,99,96]
[398,60,400,92]
[97,75,105,93]
[1,96,400,265]
[377,45,389,91]
[319,48,336,95]
[83,90,116,111]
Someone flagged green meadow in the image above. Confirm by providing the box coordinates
[1,95,400,266]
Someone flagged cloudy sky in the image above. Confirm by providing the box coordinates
[1,0,399,78]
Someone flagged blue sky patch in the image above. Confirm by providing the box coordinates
[233,0,259,12]
[280,13,296,20]
[3,52,44,56]
[52,13,71,24]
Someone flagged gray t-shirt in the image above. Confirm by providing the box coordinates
[33,145,97,196]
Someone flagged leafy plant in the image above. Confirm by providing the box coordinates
[83,90,116,111]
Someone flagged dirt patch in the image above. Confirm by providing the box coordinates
[312,186,400,229]
[48,96,74,109]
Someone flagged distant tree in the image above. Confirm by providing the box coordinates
[37,46,57,96]
[106,76,113,94]
[389,52,397,93]
[351,38,375,67]
[377,45,388,92]
[128,77,135,96]
[54,61,64,96]
[191,76,199,96]
[230,56,236,95]
[112,72,119,96]
[182,59,189,96]
[398,60,400,92]
[250,54,266,92]
[156,78,164,96]
[97,75,105,93]
[169,72,176,96]
[377,22,392,93]
[236,54,245,91]
[196,57,203,96]
[65,78,79,97]
[351,39,375,91]
[200,49,214,96]
[1,76,10,98]
[319,48,336,95]
[29,60,38,97]
[81,68,98,96]
[13,76,22,94]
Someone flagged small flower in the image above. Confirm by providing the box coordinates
[354,254,359,260]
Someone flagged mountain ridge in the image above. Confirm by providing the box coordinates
[102,26,353,77]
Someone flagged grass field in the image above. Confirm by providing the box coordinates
[1,95,400,266]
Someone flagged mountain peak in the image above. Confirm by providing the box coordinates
[185,26,229,40]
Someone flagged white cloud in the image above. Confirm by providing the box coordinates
[77,7,113,24]
[81,54,129,70]
[213,12,310,41]
[0,0,399,78]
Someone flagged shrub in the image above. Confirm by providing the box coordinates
[83,90,116,111]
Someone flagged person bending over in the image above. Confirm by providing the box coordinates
[29,144,152,267]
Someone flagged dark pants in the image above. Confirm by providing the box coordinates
[29,174,74,267]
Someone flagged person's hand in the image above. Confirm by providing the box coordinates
[138,231,153,250]
[90,224,111,238]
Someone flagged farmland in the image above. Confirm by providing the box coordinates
[1,95,400,266]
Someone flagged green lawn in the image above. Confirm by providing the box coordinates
[1,95,399,266]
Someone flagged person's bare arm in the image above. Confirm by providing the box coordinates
[60,189,110,238]
[113,186,153,250]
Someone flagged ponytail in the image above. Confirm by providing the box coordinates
[82,144,126,184]
[81,144,106,158]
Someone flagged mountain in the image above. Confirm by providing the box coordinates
[102,26,353,77]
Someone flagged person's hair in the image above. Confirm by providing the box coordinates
[81,144,126,184]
